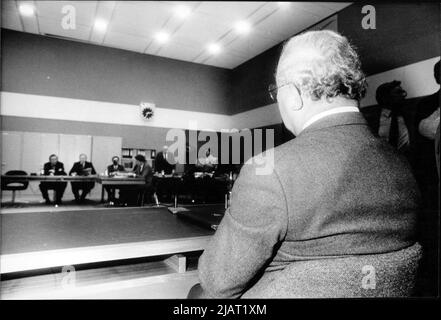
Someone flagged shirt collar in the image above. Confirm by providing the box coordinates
[382,108,392,117]
[301,106,360,132]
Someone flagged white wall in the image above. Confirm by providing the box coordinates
[1,131,121,200]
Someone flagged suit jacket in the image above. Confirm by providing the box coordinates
[133,162,153,185]
[197,112,420,298]
[43,161,66,176]
[414,90,440,187]
[69,161,96,176]
[107,164,125,174]
[155,151,175,174]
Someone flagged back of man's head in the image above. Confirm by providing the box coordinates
[375,80,401,107]
[277,30,367,102]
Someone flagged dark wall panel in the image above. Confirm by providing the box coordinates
[231,44,283,114]
[1,29,232,115]
[230,3,440,114]
[338,3,440,76]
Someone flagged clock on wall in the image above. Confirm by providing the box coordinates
[140,102,155,120]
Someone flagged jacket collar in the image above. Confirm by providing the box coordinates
[298,111,368,137]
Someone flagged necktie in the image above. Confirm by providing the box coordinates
[389,111,399,149]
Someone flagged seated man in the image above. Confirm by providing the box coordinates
[69,153,96,203]
[189,30,421,298]
[119,155,154,206]
[39,154,67,205]
[104,155,125,204]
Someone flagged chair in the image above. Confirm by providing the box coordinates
[1,170,29,204]
[240,242,423,298]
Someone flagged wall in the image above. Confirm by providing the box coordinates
[338,2,440,76]
[1,3,440,160]
[0,28,234,154]
[1,29,232,115]
[1,115,167,151]
[230,2,440,117]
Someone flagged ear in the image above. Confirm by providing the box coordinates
[286,83,304,111]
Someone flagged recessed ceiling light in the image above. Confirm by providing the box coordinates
[18,3,35,16]
[154,31,170,44]
[234,20,252,35]
[174,5,191,18]
[278,2,291,9]
[207,43,221,55]
[94,18,108,32]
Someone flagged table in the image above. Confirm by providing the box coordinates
[154,174,183,206]
[97,176,146,203]
[1,174,233,206]
[1,174,97,182]
[0,206,218,299]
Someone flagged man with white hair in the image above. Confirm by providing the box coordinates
[189,30,421,298]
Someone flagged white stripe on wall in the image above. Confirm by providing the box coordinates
[361,56,440,107]
[0,92,233,131]
[1,57,439,131]
[231,57,441,128]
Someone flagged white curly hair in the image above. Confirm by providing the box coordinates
[277,30,367,102]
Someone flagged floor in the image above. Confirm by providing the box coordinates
[1,191,223,214]
[0,194,174,214]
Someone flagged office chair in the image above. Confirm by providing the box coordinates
[1,170,29,206]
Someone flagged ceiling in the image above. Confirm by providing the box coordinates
[2,1,351,69]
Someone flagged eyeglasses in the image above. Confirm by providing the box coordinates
[268,82,300,102]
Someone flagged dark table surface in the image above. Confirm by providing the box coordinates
[1,207,215,255]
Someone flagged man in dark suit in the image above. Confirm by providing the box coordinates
[189,31,421,298]
[69,154,96,203]
[120,154,154,206]
[155,145,175,174]
[106,156,125,176]
[413,60,440,296]
[375,81,412,156]
[39,154,67,205]
[155,146,176,202]
[105,155,125,204]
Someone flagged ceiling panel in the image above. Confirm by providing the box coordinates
[315,2,350,11]
[103,30,150,53]
[38,16,91,40]
[109,1,171,38]
[36,1,97,27]
[1,2,22,31]
[196,1,266,23]
[2,1,352,69]
[254,6,324,40]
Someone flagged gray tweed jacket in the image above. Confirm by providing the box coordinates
[196,111,421,298]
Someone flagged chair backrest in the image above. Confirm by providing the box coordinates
[242,242,423,298]
[5,170,27,176]
[1,170,29,190]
